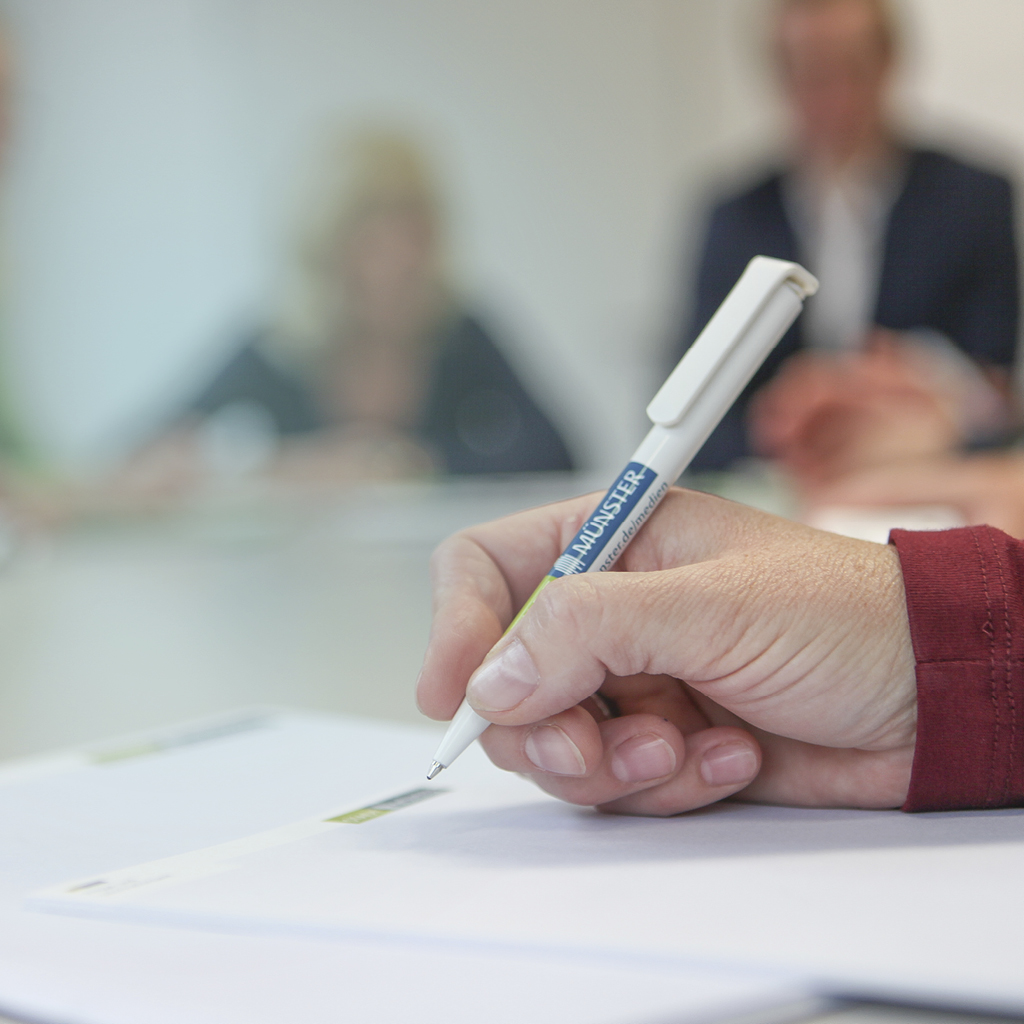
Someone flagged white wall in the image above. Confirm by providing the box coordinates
[1,1,1023,469]
[0,0,702,470]
[0,1,265,466]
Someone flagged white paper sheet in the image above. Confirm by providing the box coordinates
[32,767,1024,1016]
[0,709,806,1024]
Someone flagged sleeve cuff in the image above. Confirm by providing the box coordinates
[891,525,1024,812]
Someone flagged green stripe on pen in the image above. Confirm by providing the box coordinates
[505,574,558,634]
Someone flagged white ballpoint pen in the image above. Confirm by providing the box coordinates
[426,256,818,780]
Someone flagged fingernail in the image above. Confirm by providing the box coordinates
[525,725,586,776]
[610,734,676,784]
[466,639,539,712]
[700,743,758,787]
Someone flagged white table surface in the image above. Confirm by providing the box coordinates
[0,468,800,760]
[0,474,602,759]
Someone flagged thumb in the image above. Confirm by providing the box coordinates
[464,566,743,726]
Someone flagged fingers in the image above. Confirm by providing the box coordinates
[417,487,792,721]
[446,495,606,610]
[462,563,756,727]
[687,689,913,808]
[479,708,762,816]
[416,579,505,720]
[598,726,761,816]
[416,534,511,720]
[478,684,913,812]
[418,493,620,720]
[477,671,763,815]
[459,487,778,580]
[479,704,608,781]
[736,731,914,810]
[614,487,780,573]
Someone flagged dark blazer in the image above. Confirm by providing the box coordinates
[681,149,1019,469]
[188,312,574,475]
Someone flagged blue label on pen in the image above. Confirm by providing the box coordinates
[550,462,659,577]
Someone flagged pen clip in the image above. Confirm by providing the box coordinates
[646,256,818,428]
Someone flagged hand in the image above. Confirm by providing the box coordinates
[417,487,917,816]
[748,332,964,485]
[815,452,1024,539]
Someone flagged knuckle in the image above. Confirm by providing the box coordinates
[536,574,658,678]
[428,534,462,578]
[533,574,603,638]
[478,729,523,771]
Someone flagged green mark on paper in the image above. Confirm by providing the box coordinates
[92,716,270,765]
[331,807,390,824]
[326,787,447,824]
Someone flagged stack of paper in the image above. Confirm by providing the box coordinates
[28,727,1024,1018]
[0,710,812,1024]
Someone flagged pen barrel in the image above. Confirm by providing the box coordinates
[549,281,805,582]
[548,460,673,579]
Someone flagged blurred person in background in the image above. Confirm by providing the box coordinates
[116,130,573,500]
[679,0,1019,486]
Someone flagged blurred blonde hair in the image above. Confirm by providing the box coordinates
[270,127,452,364]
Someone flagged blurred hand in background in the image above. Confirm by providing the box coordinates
[749,328,1013,486]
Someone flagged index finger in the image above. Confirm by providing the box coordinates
[417,494,600,720]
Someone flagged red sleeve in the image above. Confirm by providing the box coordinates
[890,525,1024,812]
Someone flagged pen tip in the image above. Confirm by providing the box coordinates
[426,761,444,781]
